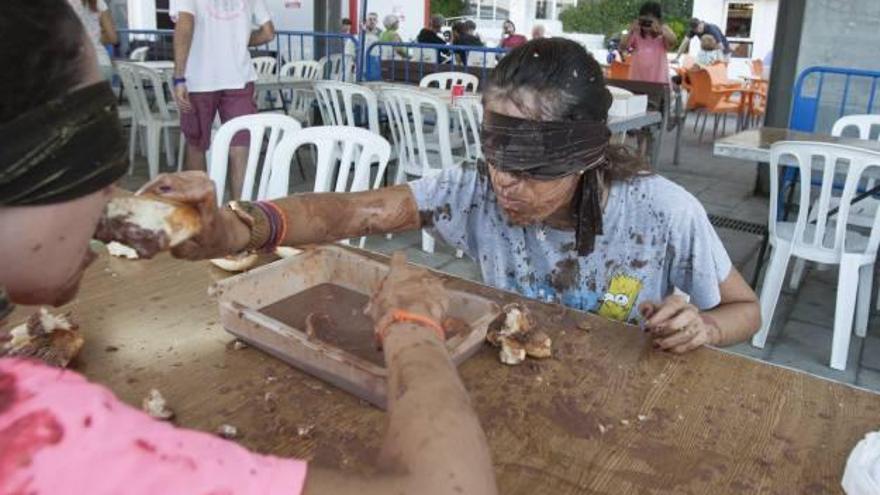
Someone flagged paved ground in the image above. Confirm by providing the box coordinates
[122,113,880,394]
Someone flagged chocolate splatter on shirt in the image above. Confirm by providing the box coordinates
[409,167,732,321]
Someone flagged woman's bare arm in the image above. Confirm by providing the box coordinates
[99,10,118,45]
[136,173,423,260]
[303,254,497,494]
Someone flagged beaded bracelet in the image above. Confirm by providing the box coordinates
[253,201,288,253]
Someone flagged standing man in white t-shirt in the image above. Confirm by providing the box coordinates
[172,0,275,198]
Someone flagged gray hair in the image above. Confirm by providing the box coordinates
[383,14,399,30]
[431,14,445,29]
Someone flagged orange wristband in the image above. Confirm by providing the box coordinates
[377,310,445,344]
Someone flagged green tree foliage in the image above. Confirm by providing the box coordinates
[431,0,468,18]
[560,0,693,41]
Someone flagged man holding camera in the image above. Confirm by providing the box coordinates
[622,1,677,84]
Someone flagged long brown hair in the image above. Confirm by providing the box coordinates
[81,0,99,13]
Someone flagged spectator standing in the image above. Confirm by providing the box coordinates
[418,14,452,63]
[622,1,676,84]
[172,0,275,199]
[499,20,527,50]
[454,20,484,64]
[67,0,118,80]
[379,14,410,59]
[676,17,731,60]
[363,12,383,47]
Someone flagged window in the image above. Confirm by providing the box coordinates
[156,0,173,29]
[466,0,511,21]
[535,0,549,20]
[556,0,578,18]
[725,2,754,39]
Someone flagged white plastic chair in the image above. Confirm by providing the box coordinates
[116,62,180,179]
[279,60,321,80]
[251,56,277,79]
[455,96,484,162]
[268,126,392,248]
[789,114,880,289]
[208,114,302,204]
[312,81,380,134]
[129,46,149,62]
[317,54,357,82]
[419,71,480,92]
[383,88,460,254]
[753,141,880,370]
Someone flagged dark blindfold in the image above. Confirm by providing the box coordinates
[0,82,128,206]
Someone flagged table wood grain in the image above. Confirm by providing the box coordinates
[9,248,880,494]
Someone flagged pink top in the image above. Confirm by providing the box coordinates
[627,33,670,84]
[501,34,528,50]
[0,358,308,495]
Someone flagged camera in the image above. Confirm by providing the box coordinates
[639,19,654,28]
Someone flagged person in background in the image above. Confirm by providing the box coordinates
[622,1,676,84]
[0,3,498,494]
[676,17,731,61]
[363,11,383,47]
[338,18,356,59]
[379,14,410,59]
[454,20,484,64]
[417,14,452,63]
[172,0,275,200]
[499,20,527,50]
[531,24,546,40]
[67,0,118,81]
[696,34,724,67]
[340,17,352,34]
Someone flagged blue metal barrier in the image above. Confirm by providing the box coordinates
[790,66,880,133]
[364,41,507,84]
[780,66,880,219]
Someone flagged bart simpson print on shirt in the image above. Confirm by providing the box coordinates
[597,274,643,322]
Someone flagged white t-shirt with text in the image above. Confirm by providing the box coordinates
[176,0,271,92]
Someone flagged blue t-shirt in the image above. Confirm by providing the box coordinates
[408,165,732,323]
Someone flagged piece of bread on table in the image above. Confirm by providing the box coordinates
[0,308,84,367]
[94,195,201,259]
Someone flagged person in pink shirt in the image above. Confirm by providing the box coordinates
[0,2,498,494]
[622,1,677,84]
[499,20,527,50]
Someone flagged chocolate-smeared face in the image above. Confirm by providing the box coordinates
[483,99,581,226]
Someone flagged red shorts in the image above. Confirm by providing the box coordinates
[180,83,257,151]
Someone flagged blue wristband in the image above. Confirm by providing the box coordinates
[172,77,187,86]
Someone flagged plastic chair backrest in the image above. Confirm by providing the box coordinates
[751,59,764,78]
[208,114,302,204]
[317,54,356,82]
[419,71,480,91]
[704,63,733,86]
[129,46,149,62]
[383,88,454,177]
[117,62,175,123]
[312,81,380,134]
[609,60,630,80]
[456,97,484,161]
[831,115,880,141]
[251,57,277,79]
[686,68,713,108]
[769,141,880,256]
[279,60,321,80]
[268,126,391,198]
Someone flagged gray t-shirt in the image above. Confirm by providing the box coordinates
[409,165,732,323]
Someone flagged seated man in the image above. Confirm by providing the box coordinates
[138,38,761,355]
[0,2,497,494]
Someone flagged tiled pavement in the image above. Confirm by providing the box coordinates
[122,113,880,394]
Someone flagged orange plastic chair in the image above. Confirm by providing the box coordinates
[609,60,631,80]
[687,68,749,142]
[704,63,745,90]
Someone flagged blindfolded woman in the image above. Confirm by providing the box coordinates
[138,38,760,354]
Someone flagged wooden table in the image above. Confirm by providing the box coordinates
[10,249,880,494]
[714,127,880,163]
